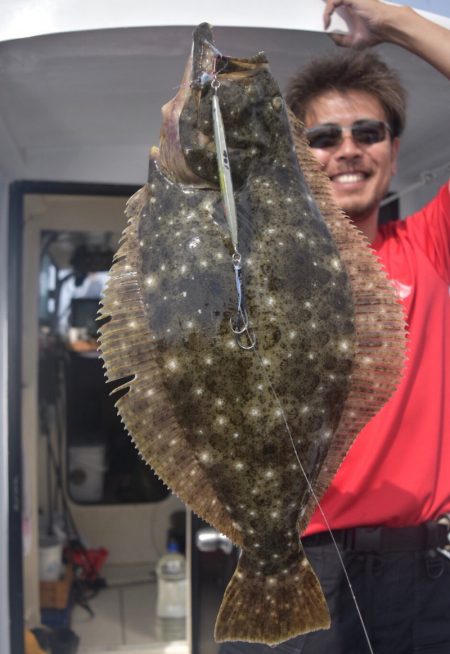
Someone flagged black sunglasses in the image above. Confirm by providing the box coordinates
[305,119,392,149]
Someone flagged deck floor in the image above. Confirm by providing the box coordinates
[71,564,188,654]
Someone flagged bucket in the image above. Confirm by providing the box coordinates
[39,535,63,581]
[68,445,106,503]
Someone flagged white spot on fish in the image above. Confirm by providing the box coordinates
[340,340,350,351]
[200,451,211,463]
[331,258,341,270]
[167,359,178,371]
[235,462,244,471]
[271,511,279,519]
[145,275,156,287]
[205,357,213,365]
[265,470,275,479]
[188,236,201,249]
[146,389,155,397]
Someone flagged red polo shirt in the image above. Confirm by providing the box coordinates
[305,183,450,535]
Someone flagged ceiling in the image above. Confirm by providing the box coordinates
[0,24,449,195]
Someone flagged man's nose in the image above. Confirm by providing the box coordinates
[336,130,363,157]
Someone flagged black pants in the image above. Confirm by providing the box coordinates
[218,542,450,654]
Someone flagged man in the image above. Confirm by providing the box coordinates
[220,1,450,653]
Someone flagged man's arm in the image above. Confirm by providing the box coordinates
[323,0,450,79]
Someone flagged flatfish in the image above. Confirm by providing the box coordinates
[98,23,405,645]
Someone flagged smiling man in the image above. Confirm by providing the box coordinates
[282,1,450,653]
[302,78,401,243]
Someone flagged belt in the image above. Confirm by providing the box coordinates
[302,522,449,553]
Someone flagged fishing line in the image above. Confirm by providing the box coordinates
[209,60,375,654]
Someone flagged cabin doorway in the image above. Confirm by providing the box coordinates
[10,182,189,654]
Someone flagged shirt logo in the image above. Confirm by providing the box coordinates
[391,280,413,300]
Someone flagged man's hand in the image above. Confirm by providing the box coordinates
[323,0,450,79]
[323,0,391,48]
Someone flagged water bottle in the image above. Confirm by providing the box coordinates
[156,539,187,640]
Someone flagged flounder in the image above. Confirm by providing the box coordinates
[98,23,405,646]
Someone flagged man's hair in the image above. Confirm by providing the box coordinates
[285,50,407,137]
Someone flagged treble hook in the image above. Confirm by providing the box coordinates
[230,253,257,351]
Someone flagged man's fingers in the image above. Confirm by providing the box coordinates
[323,0,354,30]
[329,33,353,47]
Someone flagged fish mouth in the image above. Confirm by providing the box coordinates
[155,23,269,187]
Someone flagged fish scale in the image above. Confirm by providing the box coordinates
[98,22,406,646]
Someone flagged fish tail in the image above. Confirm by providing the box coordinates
[214,552,330,645]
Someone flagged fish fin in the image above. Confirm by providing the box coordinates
[288,110,407,528]
[98,183,243,546]
[214,552,330,645]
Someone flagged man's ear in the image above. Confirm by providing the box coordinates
[390,136,400,176]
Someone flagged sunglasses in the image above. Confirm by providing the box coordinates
[305,119,392,149]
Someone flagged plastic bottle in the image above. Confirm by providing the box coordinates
[156,539,187,640]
